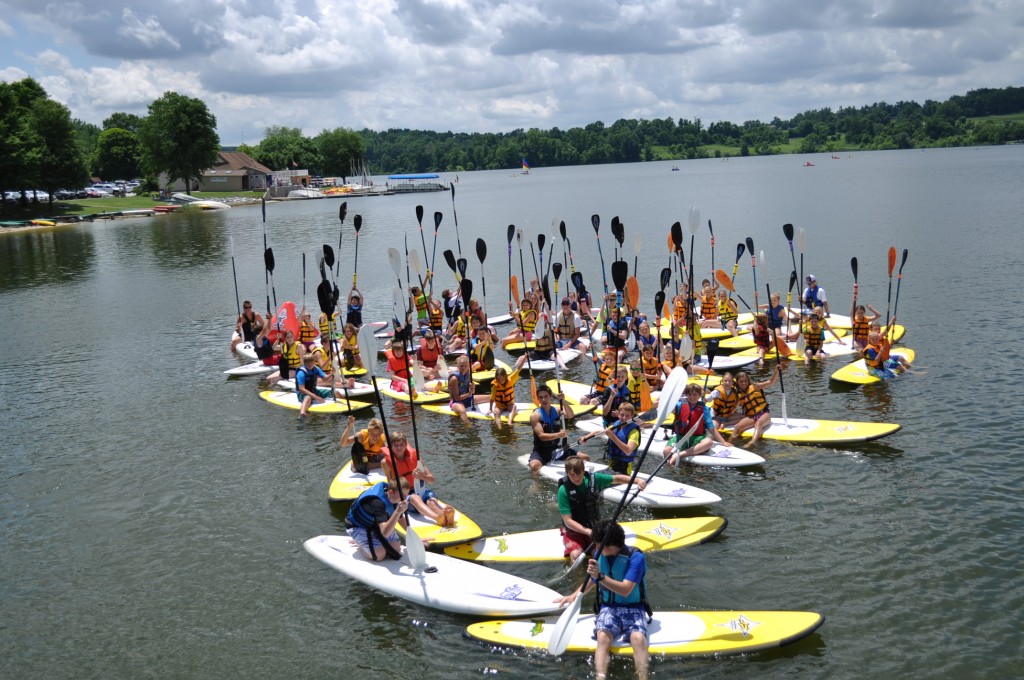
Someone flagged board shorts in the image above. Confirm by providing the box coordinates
[560,526,590,558]
[529,448,557,466]
[557,338,581,349]
[607,458,631,475]
[595,604,649,641]
[668,433,706,449]
[302,387,332,400]
[346,525,400,559]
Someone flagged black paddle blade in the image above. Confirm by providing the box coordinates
[654,291,666,317]
[338,201,347,223]
[783,223,794,242]
[706,338,719,365]
[457,258,468,279]
[354,214,362,233]
[450,184,456,199]
[542,275,551,309]
[416,205,424,225]
[444,249,458,274]
[611,260,628,292]
[333,283,340,309]
[553,262,563,279]
[708,219,714,236]
[323,244,335,269]
[745,237,755,254]
[261,197,266,223]
[591,214,600,233]
[789,270,798,292]
[476,238,487,263]
[264,247,275,273]
[506,224,515,244]
[434,211,443,231]
[538,233,546,252]
[559,220,567,241]
[460,277,473,302]
[316,280,333,315]
[899,248,909,273]
[318,257,327,282]
[671,221,683,250]
[611,217,624,246]
[571,271,584,293]
[660,267,672,292]
[851,257,858,282]
[735,242,745,262]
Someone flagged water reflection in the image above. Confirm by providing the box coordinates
[148,212,230,270]
[0,227,95,290]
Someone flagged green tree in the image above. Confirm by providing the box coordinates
[252,126,322,172]
[103,112,143,134]
[138,92,219,193]
[94,127,141,180]
[0,81,35,209]
[72,119,101,174]
[29,98,89,211]
[314,127,364,177]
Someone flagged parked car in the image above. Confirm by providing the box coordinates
[54,189,77,200]
[84,188,110,198]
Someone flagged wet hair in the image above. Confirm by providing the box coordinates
[564,456,585,475]
[591,519,626,549]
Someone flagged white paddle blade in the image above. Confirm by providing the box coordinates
[679,335,693,359]
[688,206,700,234]
[392,286,407,326]
[547,591,582,655]
[405,526,427,572]
[655,367,688,427]
[759,249,767,272]
[796,227,806,253]
[409,248,422,276]
[388,247,402,279]
[437,355,450,379]
[634,233,642,255]
[356,326,378,378]
[535,312,547,338]
[412,359,426,392]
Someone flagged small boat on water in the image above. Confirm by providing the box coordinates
[671,166,680,171]
[170,193,231,210]
[287,188,326,199]
[803,162,815,167]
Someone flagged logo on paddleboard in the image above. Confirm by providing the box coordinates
[648,523,677,540]
[717,614,761,638]
[529,619,545,637]
[669,489,690,497]
[497,538,509,553]
[834,425,854,432]
[498,584,523,600]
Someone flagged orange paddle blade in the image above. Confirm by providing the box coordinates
[626,277,639,310]
[887,247,897,276]
[774,336,793,357]
[530,374,540,406]
[510,275,520,305]
[639,377,654,411]
[715,269,735,292]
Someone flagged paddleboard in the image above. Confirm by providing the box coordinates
[734,337,859,362]
[372,377,451,404]
[658,317,737,341]
[574,417,765,468]
[258,390,373,414]
[504,339,537,353]
[304,535,567,617]
[223,360,275,376]
[233,335,258,360]
[829,349,916,385]
[549,378,719,408]
[277,379,376,398]
[520,348,583,373]
[488,314,514,325]
[466,610,824,657]
[720,417,901,444]
[718,326,848,353]
[517,455,721,508]
[693,354,759,371]
[443,517,726,563]
[422,401,596,425]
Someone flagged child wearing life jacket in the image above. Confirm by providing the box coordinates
[488,366,519,429]
[729,366,780,446]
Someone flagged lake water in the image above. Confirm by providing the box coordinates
[2,146,1022,679]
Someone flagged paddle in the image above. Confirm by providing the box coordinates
[541,275,552,317]
[302,252,306,310]
[670,221,684,284]
[415,205,430,285]
[529,242,541,307]
[591,214,609,299]
[457,257,468,283]
[461,277,475,395]
[537,234,546,299]
[789,270,801,352]
[891,249,909,329]
[796,227,806,307]
[317,276,346,408]
[443,249,460,282]
[728,242,748,307]
[264,247,277,309]
[851,257,859,316]
[884,246,897,328]
[760,250,788,423]
[475,238,487,298]
[632,233,642,278]
[335,201,347,277]
[654,290,666,361]
[548,367,689,656]
[783,223,799,289]
[745,237,758,311]
[516,229,527,302]
[561,219,576,275]
[323,243,341,313]
[352,215,363,288]
[429,211,442,293]
[449,184,462,256]
[707,219,716,281]
[357,324,428,572]
[571,271,600,377]
[506,224,516,305]
[229,236,240,318]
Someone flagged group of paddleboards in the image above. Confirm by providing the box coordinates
[220,206,928,668]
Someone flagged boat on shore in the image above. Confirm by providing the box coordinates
[387,174,449,193]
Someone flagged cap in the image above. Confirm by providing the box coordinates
[561,297,570,305]
[806,274,816,282]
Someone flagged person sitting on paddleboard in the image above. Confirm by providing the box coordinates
[584,401,640,474]
[501,297,537,349]
[528,384,576,472]
[416,330,443,381]
[470,317,498,371]
[599,367,632,429]
[664,383,731,465]
[340,323,363,370]
[751,313,772,362]
[513,320,558,372]
[381,431,455,527]
[341,416,386,474]
[556,519,653,680]
[579,347,618,405]
[295,354,331,416]
[639,344,661,389]
[716,289,740,335]
[271,328,304,383]
[849,303,881,350]
[426,297,444,335]
[729,367,780,446]
[557,456,644,563]
[802,274,830,316]
[488,366,519,430]
[297,310,319,352]
[603,306,629,363]
[698,279,722,329]
[346,478,411,561]
[706,372,744,429]
[384,340,412,393]
[862,319,912,375]
[232,300,263,350]
[253,313,278,366]
[790,309,841,360]
[555,297,584,350]
[447,355,476,424]
[345,287,363,327]
[410,285,430,329]
[635,320,658,355]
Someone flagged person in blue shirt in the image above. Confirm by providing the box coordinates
[557,520,651,680]
[295,353,331,416]
[345,479,411,561]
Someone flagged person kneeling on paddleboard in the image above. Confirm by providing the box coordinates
[557,457,644,563]
[556,520,653,680]
[341,417,386,474]
[346,478,411,561]
[664,383,730,465]
[528,385,576,472]
[447,355,476,424]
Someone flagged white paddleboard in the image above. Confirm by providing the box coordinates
[517,455,721,508]
[521,348,583,373]
[488,314,514,325]
[224,360,275,376]
[304,535,566,617]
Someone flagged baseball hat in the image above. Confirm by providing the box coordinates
[561,297,570,305]
[806,274,816,282]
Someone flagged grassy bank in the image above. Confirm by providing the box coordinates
[1,191,263,220]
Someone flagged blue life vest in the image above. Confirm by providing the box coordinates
[596,546,647,608]
[607,421,639,463]
[346,482,394,529]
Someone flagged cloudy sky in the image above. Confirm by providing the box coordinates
[1,0,1020,145]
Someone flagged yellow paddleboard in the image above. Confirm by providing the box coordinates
[829,349,916,385]
[258,390,372,413]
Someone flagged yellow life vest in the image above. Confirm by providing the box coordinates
[739,384,768,415]
[281,341,301,369]
[712,387,738,418]
[718,298,738,322]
